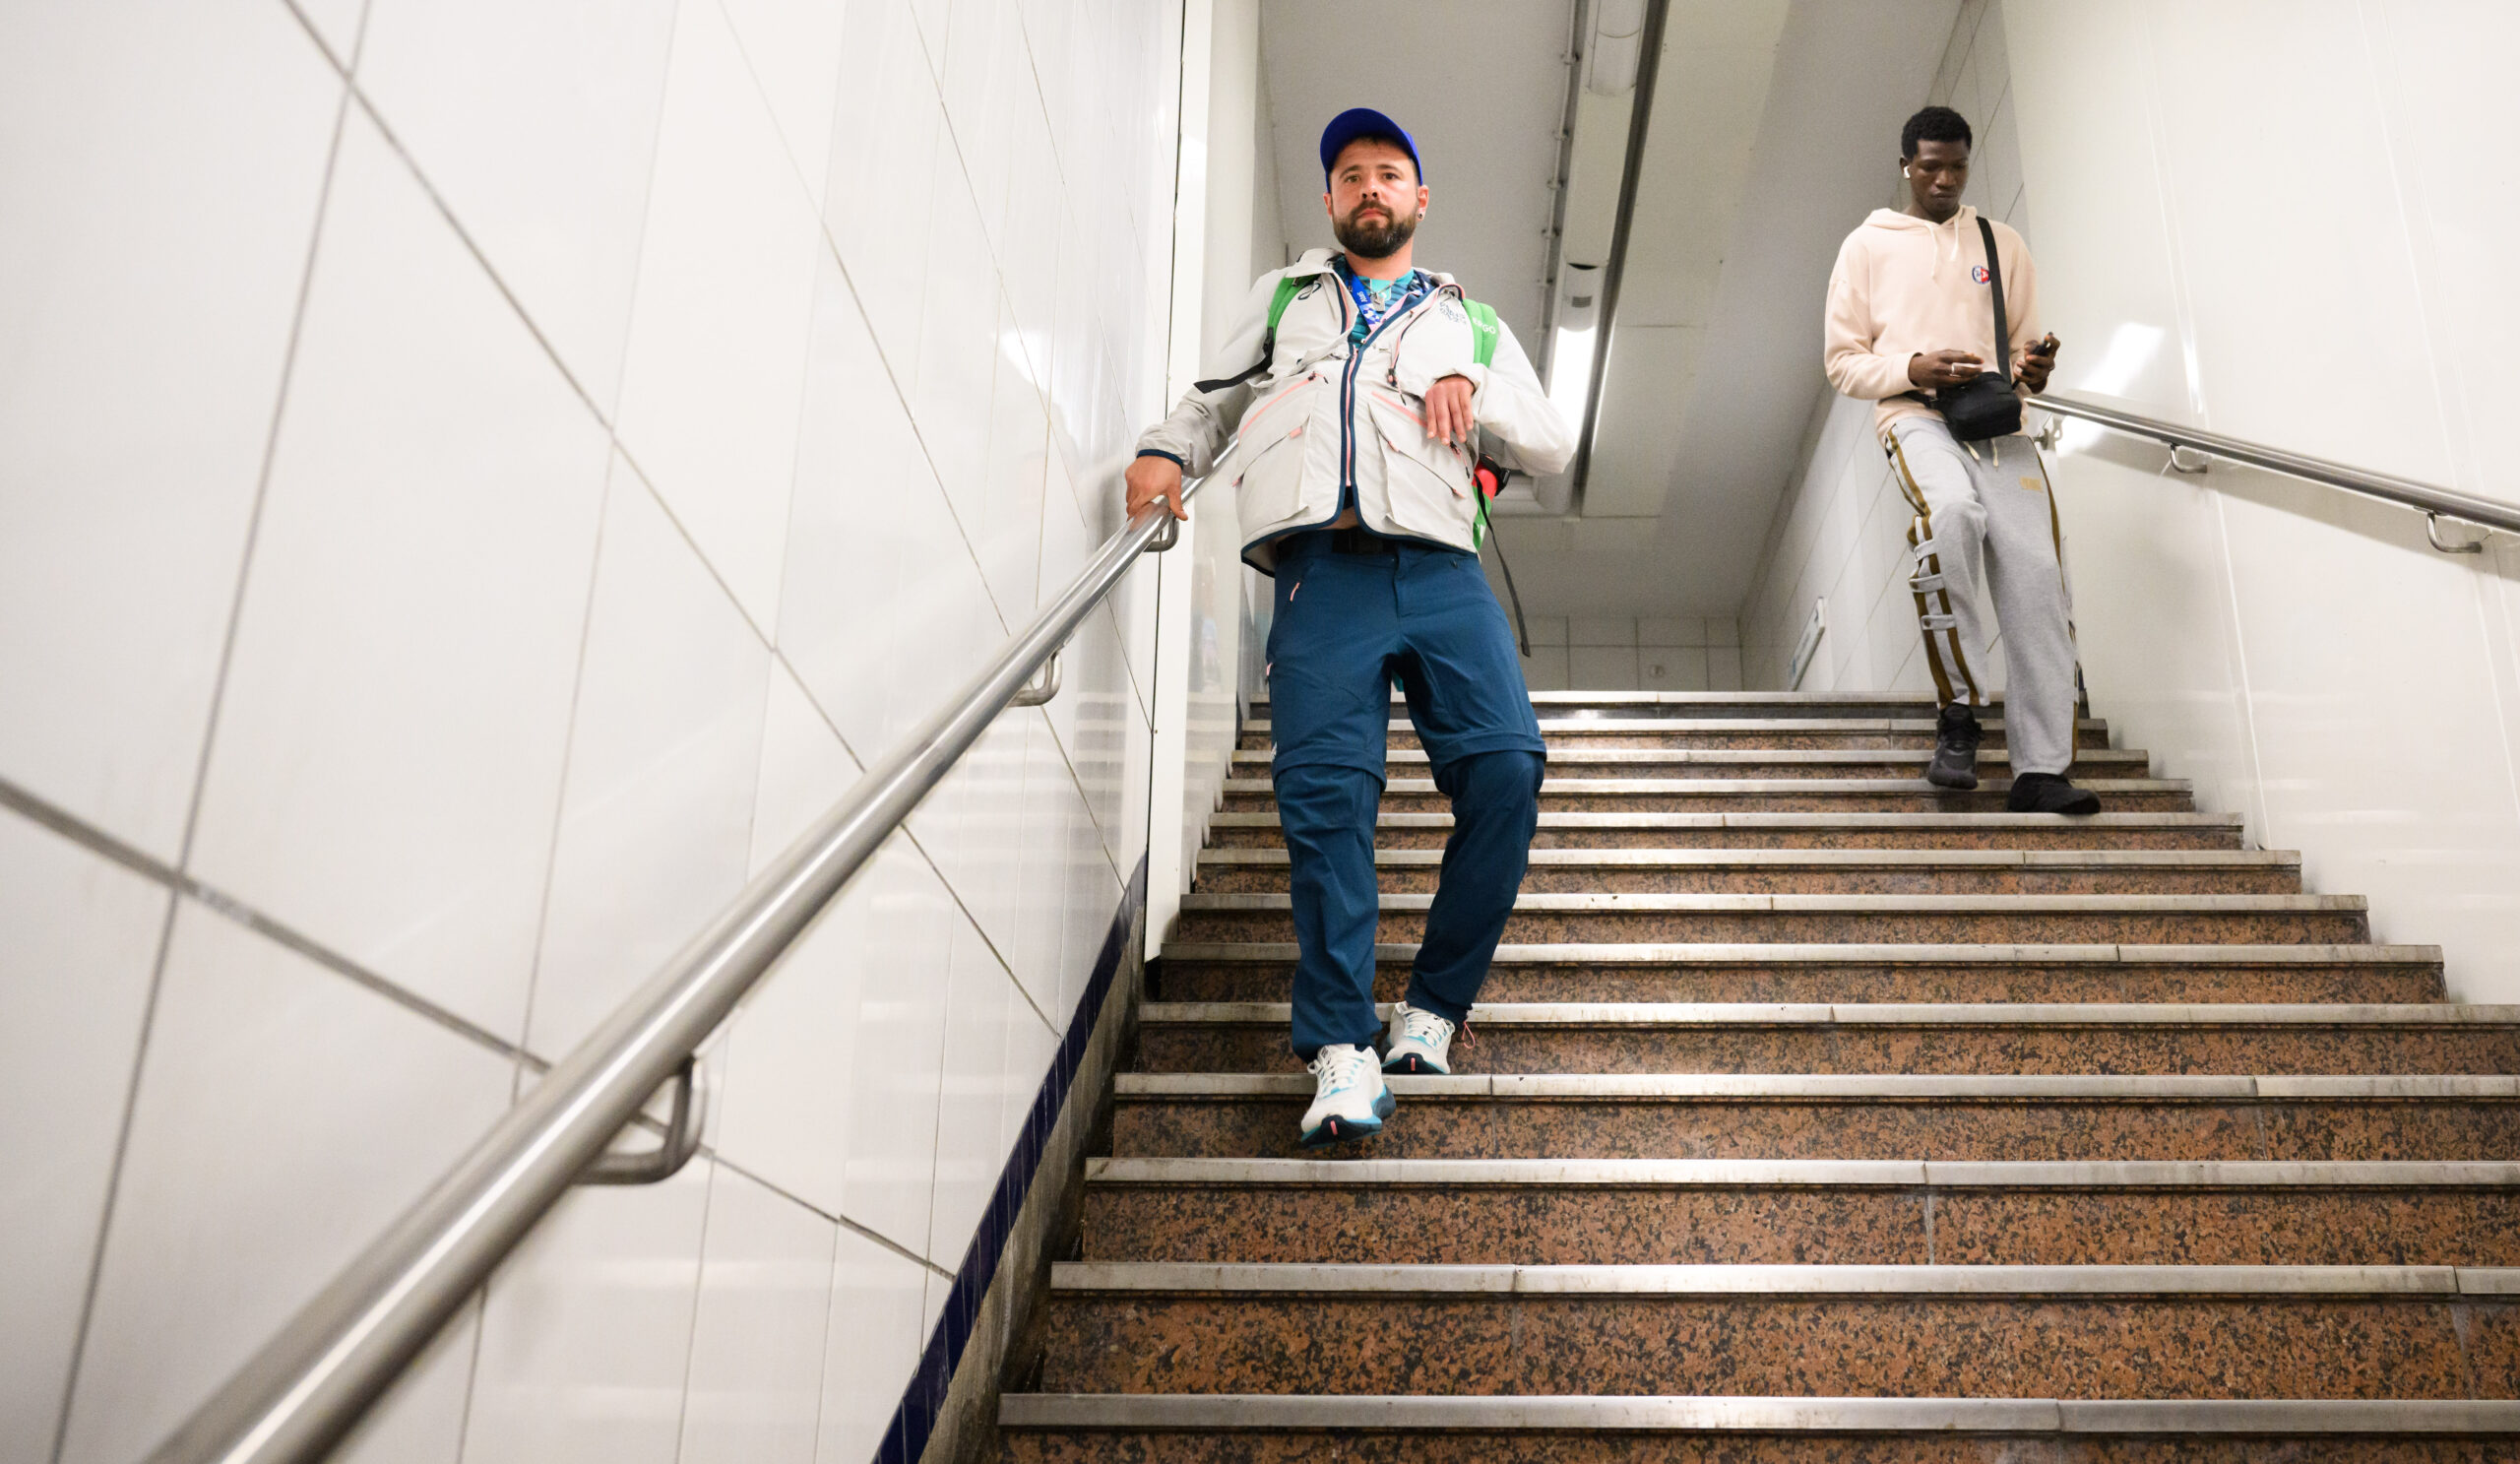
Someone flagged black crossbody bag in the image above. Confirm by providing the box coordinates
[1925,216,2022,442]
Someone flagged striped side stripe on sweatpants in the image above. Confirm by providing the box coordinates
[1888,430,1982,707]
[1881,414,2083,777]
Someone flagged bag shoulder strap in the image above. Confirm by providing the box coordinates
[1977,215,2010,384]
[1192,274,1312,394]
[1264,274,1304,337]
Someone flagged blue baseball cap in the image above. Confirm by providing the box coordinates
[1319,106,1422,185]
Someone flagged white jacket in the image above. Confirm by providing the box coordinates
[1136,248,1575,573]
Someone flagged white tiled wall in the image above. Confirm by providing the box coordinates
[0,0,1181,1456]
[1516,615,1743,693]
[1738,0,2025,699]
[1741,0,2520,1000]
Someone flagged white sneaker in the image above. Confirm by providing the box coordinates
[1381,1000,1458,1076]
[1299,1044,1395,1147]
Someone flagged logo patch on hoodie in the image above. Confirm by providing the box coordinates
[1971,265,1992,285]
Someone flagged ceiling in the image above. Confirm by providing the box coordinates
[1255,0,1577,347]
[1502,0,1956,616]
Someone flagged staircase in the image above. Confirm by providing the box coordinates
[997,691,2520,1458]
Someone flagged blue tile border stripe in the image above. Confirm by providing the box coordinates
[876,853,1148,1464]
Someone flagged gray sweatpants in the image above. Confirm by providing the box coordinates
[1886,415,2079,776]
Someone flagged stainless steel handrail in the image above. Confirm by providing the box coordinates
[2035,392,2518,545]
[145,473,1193,1464]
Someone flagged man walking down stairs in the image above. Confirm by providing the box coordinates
[996,689,2520,1457]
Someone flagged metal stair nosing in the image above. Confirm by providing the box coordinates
[1000,1392,2520,1435]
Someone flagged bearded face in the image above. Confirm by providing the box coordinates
[1333,196,1419,259]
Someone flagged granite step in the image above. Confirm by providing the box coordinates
[1079,1157,2520,1267]
[1135,1001,2520,1076]
[1227,746,2151,780]
[1204,810,2249,851]
[1236,715,2113,752]
[1031,1262,2520,1400]
[1192,847,2303,896]
[1169,892,2368,947]
[1013,684,2496,1457]
[1108,1073,2520,1163]
[1153,943,2449,1006]
[1219,776,2194,814]
[998,1394,2520,1462]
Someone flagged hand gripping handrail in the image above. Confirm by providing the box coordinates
[143,475,1194,1464]
[2034,393,2517,549]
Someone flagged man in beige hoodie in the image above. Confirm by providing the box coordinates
[1823,105,2098,815]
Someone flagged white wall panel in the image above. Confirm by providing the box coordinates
[926,915,1019,1267]
[461,1164,710,1464]
[941,0,1023,251]
[813,1228,930,1464]
[675,1166,834,1464]
[1062,800,1125,1021]
[356,0,677,415]
[826,0,944,379]
[2362,2,2520,508]
[186,110,609,1042]
[781,247,929,756]
[1010,715,1078,1015]
[613,0,821,634]
[712,667,867,1216]
[914,159,1006,553]
[719,0,849,208]
[1002,89,1066,383]
[838,838,955,1254]
[60,904,511,1464]
[293,0,365,66]
[0,0,338,861]
[975,300,1053,620]
[2216,480,2520,985]
[0,812,167,1464]
[525,466,772,1057]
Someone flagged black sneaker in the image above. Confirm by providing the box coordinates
[2006,771,2102,815]
[1925,703,1982,790]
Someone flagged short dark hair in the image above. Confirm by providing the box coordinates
[1901,105,1973,159]
[1329,132,1418,182]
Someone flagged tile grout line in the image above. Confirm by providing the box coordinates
[2,775,537,1066]
[501,455,620,1074]
[42,32,360,1460]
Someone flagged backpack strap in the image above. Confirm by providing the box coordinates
[1192,274,1308,394]
[1463,298,1500,368]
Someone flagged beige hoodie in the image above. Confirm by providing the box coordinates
[1824,204,2040,436]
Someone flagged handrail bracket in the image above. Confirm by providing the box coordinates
[1008,650,1064,706]
[581,1056,707,1185]
[2427,512,2488,555]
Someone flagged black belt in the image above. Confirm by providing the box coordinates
[1291,526,1398,557]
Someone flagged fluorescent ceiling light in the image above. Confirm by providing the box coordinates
[1586,0,1647,95]
[1548,324,1597,424]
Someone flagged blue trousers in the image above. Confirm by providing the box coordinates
[1265,534,1545,1058]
